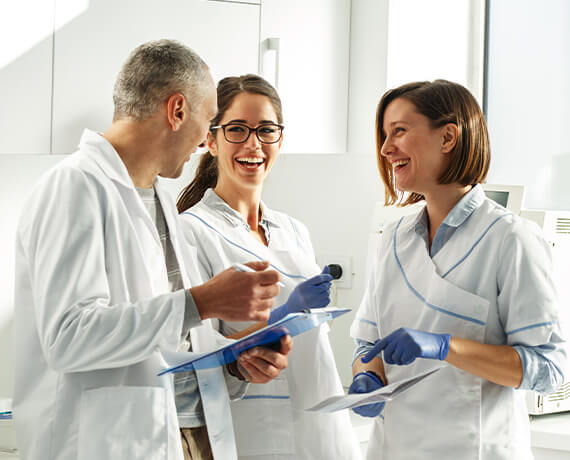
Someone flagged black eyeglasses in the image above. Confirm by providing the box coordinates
[211,122,284,144]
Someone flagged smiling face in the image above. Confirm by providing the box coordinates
[209,92,283,193]
[380,97,451,197]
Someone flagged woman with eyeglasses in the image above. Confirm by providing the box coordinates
[175,74,361,460]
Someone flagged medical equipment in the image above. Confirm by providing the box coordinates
[231,263,286,287]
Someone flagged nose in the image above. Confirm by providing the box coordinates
[245,129,262,148]
[380,134,394,157]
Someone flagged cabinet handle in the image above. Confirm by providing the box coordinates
[259,37,280,89]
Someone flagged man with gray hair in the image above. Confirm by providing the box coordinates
[12,39,292,460]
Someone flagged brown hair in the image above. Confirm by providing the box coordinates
[177,74,283,213]
[376,79,490,206]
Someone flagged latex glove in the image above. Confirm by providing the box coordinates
[268,266,333,324]
[362,327,451,365]
[348,371,385,417]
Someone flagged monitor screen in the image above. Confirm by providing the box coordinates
[481,184,525,214]
[484,190,509,208]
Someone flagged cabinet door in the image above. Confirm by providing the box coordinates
[52,0,259,154]
[259,0,351,154]
[0,0,55,154]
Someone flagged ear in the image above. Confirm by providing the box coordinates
[441,123,458,154]
[207,131,218,157]
[166,93,186,131]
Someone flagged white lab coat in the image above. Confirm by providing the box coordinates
[180,189,362,460]
[351,196,565,460]
[12,130,232,460]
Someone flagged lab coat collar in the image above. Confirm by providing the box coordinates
[442,184,486,227]
[78,129,136,190]
[411,184,486,235]
[202,188,281,230]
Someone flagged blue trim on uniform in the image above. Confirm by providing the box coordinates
[242,395,291,400]
[442,213,512,279]
[358,318,377,327]
[393,218,486,326]
[183,211,308,280]
[506,320,558,336]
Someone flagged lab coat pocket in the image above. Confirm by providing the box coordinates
[78,386,168,460]
[231,377,295,455]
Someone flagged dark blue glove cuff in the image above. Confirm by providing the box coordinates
[439,334,452,360]
[354,371,384,388]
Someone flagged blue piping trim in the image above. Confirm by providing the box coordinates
[442,213,512,278]
[506,320,558,336]
[183,211,307,281]
[393,218,486,326]
[242,395,290,400]
[358,318,377,327]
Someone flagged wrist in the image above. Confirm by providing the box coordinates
[354,371,384,387]
[189,285,212,320]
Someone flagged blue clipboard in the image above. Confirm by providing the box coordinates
[159,308,350,375]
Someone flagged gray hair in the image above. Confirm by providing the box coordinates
[113,39,210,121]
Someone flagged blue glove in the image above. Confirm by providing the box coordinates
[268,266,333,324]
[348,371,385,417]
[362,327,451,365]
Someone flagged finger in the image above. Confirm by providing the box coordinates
[362,338,388,363]
[279,335,293,354]
[244,260,270,271]
[255,283,280,300]
[254,269,282,286]
[322,265,331,275]
[237,359,272,383]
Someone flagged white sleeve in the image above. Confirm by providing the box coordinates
[497,219,564,346]
[18,167,185,373]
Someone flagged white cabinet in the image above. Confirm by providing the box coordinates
[259,0,351,154]
[0,0,55,154]
[51,0,260,153]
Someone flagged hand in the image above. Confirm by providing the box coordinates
[268,266,333,324]
[191,261,280,322]
[362,327,451,365]
[348,371,385,417]
[236,335,293,383]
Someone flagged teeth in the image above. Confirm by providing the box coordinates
[237,157,264,164]
[393,159,409,167]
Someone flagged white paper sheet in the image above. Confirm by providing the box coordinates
[306,365,443,413]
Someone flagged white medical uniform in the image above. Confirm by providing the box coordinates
[180,189,362,460]
[12,130,234,460]
[351,188,565,460]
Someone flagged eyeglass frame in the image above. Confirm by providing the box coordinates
[210,122,285,144]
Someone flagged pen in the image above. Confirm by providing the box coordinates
[232,263,285,287]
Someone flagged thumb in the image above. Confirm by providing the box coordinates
[322,265,331,275]
[244,260,270,271]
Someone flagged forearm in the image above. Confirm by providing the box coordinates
[352,356,387,385]
[446,336,523,388]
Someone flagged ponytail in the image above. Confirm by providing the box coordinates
[177,152,218,213]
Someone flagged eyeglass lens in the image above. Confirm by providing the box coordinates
[223,124,282,144]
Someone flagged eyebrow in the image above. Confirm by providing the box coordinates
[227,119,277,124]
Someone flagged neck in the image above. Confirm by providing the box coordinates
[424,184,472,243]
[214,181,263,229]
[103,117,165,188]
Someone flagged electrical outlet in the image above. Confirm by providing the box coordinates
[318,254,352,289]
